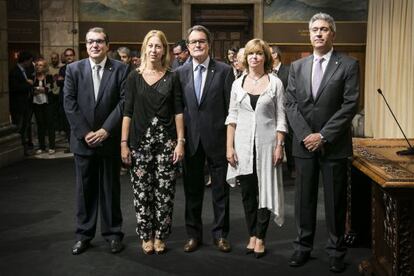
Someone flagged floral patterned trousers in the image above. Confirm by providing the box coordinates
[130,117,177,241]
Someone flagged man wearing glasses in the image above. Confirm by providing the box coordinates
[176,25,234,253]
[64,27,128,255]
[171,40,191,70]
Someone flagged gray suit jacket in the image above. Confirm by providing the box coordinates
[64,58,128,156]
[285,51,359,159]
[176,58,234,159]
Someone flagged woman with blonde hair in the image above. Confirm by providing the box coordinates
[121,30,184,254]
[226,38,287,258]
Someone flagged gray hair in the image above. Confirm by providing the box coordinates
[186,25,212,45]
[117,47,131,57]
[308,13,336,33]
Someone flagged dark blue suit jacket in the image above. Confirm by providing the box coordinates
[63,58,128,156]
[176,58,234,159]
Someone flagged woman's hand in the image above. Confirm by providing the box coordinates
[173,143,184,164]
[121,144,131,166]
[226,147,238,168]
[273,145,284,166]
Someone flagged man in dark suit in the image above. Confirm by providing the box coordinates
[270,45,295,178]
[176,25,234,253]
[64,27,128,255]
[285,13,359,273]
[9,51,34,155]
[171,40,191,70]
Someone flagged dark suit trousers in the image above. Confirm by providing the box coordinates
[183,143,229,241]
[293,155,347,258]
[74,154,124,242]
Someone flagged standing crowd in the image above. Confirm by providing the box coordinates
[9,12,359,274]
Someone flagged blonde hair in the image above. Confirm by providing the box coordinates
[138,30,170,72]
[243,39,273,73]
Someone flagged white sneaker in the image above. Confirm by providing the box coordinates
[35,149,44,155]
[48,149,56,155]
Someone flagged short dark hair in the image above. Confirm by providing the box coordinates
[64,48,76,56]
[174,40,188,52]
[186,25,212,45]
[86,27,109,44]
[18,51,33,63]
[271,45,282,59]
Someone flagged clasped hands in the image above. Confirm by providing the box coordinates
[303,133,324,152]
[84,129,108,147]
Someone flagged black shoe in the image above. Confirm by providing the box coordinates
[72,240,90,255]
[109,240,124,254]
[289,251,310,267]
[329,257,345,273]
[254,249,266,259]
[245,248,254,255]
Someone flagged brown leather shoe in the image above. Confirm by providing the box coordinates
[183,239,200,253]
[214,238,232,253]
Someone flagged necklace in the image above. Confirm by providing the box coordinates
[247,73,266,85]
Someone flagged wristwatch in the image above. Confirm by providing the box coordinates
[177,138,186,144]
[320,133,327,143]
[277,141,285,147]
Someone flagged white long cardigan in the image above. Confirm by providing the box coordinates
[225,74,288,226]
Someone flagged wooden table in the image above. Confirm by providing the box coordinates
[351,138,414,276]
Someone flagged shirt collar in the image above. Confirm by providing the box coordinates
[313,47,333,62]
[192,56,210,71]
[274,63,281,71]
[89,56,107,69]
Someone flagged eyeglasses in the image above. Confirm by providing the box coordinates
[310,27,331,34]
[187,39,207,46]
[86,39,106,45]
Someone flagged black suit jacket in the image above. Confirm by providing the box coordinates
[176,58,234,159]
[274,63,290,90]
[285,51,359,159]
[9,65,33,108]
[63,58,128,156]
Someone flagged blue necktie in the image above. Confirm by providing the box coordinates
[194,64,205,104]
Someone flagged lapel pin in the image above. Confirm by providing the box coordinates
[335,61,338,65]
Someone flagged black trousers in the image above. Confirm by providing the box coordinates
[74,154,123,242]
[33,103,55,150]
[293,155,348,258]
[183,143,229,241]
[238,169,271,239]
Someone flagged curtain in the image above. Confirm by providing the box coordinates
[365,0,414,138]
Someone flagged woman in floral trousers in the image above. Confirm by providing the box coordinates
[121,30,184,255]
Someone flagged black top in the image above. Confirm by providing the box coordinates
[248,93,260,110]
[241,75,261,110]
[124,70,183,149]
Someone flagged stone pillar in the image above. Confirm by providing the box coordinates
[40,0,79,62]
[0,0,24,168]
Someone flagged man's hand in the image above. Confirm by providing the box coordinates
[303,133,324,152]
[84,129,109,147]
